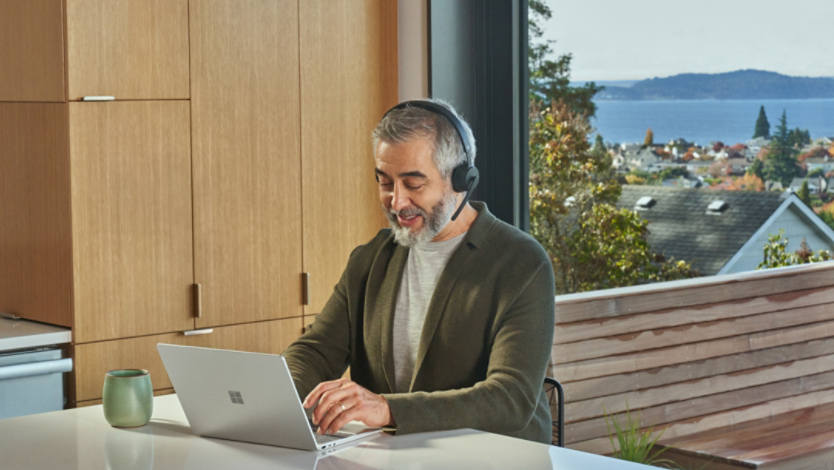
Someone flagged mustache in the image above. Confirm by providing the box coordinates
[388,206,427,219]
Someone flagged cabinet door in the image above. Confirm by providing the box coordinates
[66,0,189,100]
[0,0,65,101]
[73,317,303,402]
[190,0,303,328]
[0,104,72,326]
[70,101,195,343]
[299,0,398,314]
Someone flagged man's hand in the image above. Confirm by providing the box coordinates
[303,378,395,435]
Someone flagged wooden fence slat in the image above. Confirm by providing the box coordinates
[566,353,834,423]
[567,370,834,444]
[553,303,834,365]
[554,263,834,324]
[552,320,834,383]
[564,337,834,402]
[568,388,834,455]
[554,286,834,345]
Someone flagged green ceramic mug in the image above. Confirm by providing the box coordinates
[102,369,153,428]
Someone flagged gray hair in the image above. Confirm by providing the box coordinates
[372,98,476,179]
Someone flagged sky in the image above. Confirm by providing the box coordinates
[540,0,834,82]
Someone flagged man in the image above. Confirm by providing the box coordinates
[282,99,555,444]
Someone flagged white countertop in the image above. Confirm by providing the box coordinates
[0,394,652,470]
[0,317,72,353]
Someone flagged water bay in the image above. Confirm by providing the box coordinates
[592,98,834,146]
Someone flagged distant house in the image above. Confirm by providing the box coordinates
[765,181,784,191]
[617,186,834,275]
[789,177,827,195]
[746,137,772,154]
[726,156,748,173]
[625,148,662,171]
[804,156,834,174]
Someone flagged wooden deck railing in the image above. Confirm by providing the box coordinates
[550,261,834,454]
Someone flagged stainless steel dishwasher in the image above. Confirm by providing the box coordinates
[0,315,73,419]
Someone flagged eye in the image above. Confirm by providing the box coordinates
[405,184,423,190]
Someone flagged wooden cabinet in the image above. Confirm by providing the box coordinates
[0,1,398,408]
[299,0,397,314]
[190,0,303,328]
[66,0,190,100]
[0,0,65,102]
[69,102,195,343]
[0,103,72,326]
[73,317,303,402]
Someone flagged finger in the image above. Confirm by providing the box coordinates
[320,402,362,435]
[325,406,364,435]
[313,386,354,426]
[304,379,345,408]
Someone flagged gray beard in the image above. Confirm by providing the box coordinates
[383,191,458,247]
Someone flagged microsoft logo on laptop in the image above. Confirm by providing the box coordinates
[228,391,245,405]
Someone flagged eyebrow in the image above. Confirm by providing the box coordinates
[374,168,427,179]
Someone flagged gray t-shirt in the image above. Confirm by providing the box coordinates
[393,233,466,393]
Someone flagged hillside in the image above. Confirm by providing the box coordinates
[596,70,834,100]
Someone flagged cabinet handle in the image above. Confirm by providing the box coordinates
[183,328,213,336]
[302,273,310,306]
[194,283,202,318]
[81,96,115,101]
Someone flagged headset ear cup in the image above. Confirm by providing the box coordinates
[452,164,479,193]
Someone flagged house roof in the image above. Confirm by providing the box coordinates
[616,186,786,275]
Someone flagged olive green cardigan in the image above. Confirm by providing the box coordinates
[283,202,556,443]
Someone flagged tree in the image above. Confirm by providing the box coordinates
[528,102,697,294]
[758,230,830,270]
[753,105,770,138]
[763,110,801,186]
[808,167,825,178]
[644,128,654,147]
[727,174,765,191]
[528,0,603,117]
[796,180,812,206]
[747,158,764,180]
[787,128,811,148]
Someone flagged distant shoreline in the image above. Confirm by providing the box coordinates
[582,70,834,101]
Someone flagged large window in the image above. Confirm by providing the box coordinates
[528,0,834,295]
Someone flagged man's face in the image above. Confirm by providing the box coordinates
[375,137,457,247]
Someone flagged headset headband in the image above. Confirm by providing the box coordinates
[382,101,473,167]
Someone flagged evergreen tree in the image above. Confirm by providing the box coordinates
[747,158,764,180]
[763,110,801,186]
[644,128,654,147]
[796,180,812,206]
[528,0,603,117]
[753,105,770,138]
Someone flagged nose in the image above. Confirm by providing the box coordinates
[391,183,411,212]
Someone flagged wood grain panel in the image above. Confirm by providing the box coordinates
[554,302,834,364]
[555,286,834,345]
[70,101,194,342]
[567,353,834,423]
[0,103,72,326]
[552,319,834,383]
[569,388,834,454]
[554,262,834,324]
[299,0,397,314]
[568,371,834,444]
[190,0,303,328]
[0,0,65,101]
[66,0,189,100]
[564,337,834,402]
[73,318,303,401]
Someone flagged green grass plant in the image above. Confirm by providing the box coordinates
[604,402,674,468]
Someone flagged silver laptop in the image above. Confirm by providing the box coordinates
[157,344,383,451]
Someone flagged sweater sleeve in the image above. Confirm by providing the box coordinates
[282,261,353,401]
[382,260,556,436]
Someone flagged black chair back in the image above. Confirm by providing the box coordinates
[544,377,564,447]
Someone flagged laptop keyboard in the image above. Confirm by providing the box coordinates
[309,419,351,444]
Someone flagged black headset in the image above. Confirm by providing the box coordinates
[381,100,480,221]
